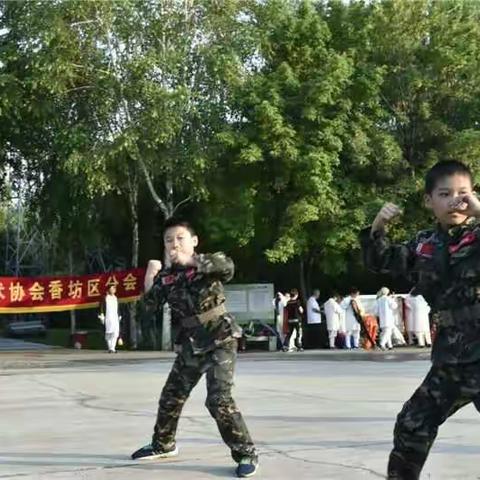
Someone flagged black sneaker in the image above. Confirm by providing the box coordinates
[131,443,178,460]
[236,458,258,477]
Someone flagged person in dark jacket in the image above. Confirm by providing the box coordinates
[282,288,304,352]
[360,160,480,479]
[131,218,258,478]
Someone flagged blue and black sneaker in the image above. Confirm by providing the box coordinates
[236,457,258,478]
[131,443,178,461]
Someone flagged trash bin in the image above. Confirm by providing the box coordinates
[71,331,88,349]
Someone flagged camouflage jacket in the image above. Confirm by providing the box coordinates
[360,218,480,365]
[142,252,242,355]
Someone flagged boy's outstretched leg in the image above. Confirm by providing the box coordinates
[205,341,258,477]
[132,354,202,460]
[388,363,480,479]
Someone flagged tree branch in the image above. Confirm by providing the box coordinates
[97,9,171,219]
[70,20,99,28]
[65,85,94,93]
[137,156,170,218]
[173,195,192,214]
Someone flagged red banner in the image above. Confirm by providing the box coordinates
[0,268,146,314]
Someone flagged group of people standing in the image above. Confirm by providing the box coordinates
[322,288,365,349]
[274,288,305,351]
[274,287,368,351]
[374,287,432,350]
[274,286,433,352]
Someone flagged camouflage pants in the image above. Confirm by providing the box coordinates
[152,340,257,463]
[388,361,480,479]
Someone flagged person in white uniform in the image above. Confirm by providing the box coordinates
[338,296,346,335]
[99,285,121,353]
[273,292,290,345]
[390,291,407,346]
[305,289,323,348]
[340,287,365,349]
[323,292,343,349]
[375,287,398,350]
[405,292,432,347]
[404,290,416,345]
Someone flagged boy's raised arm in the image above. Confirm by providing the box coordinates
[195,252,234,282]
[142,259,166,312]
[144,259,162,293]
[360,202,416,276]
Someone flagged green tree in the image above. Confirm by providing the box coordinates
[320,0,480,289]
[0,0,257,344]
[209,0,354,295]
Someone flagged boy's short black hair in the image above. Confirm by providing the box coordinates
[350,287,360,295]
[163,217,196,236]
[425,160,473,194]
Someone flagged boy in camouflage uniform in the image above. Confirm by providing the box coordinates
[131,218,258,478]
[360,160,480,479]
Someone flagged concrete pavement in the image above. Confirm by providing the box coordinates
[1,349,479,479]
[0,337,56,352]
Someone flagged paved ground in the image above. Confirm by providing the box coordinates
[0,338,55,351]
[1,348,479,479]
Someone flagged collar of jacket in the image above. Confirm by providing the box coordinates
[435,217,477,241]
[163,254,199,273]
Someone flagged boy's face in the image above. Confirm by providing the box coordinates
[164,226,198,264]
[425,173,473,227]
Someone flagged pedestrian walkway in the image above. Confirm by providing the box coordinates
[0,337,55,351]
[1,354,478,479]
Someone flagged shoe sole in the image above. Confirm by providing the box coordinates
[237,466,258,478]
[134,447,179,461]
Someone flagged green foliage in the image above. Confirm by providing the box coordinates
[2,0,480,293]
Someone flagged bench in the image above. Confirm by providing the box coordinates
[6,320,46,337]
[244,334,277,351]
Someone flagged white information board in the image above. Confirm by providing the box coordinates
[224,283,274,323]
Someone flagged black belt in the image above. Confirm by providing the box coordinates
[437,304,480,328]
[181,304,227,329]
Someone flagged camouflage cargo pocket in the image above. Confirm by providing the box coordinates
[211,345,236,383]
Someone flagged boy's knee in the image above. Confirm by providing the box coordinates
[205,392,236,416]
[159,391,188,411]
[393,405,439,458]
[395,403,420,433]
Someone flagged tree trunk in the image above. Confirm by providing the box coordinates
[299,256,307,304]
[160,175,174,351]
[127,171,139,349]
[305,254,315,297]
[165,175,174,218]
